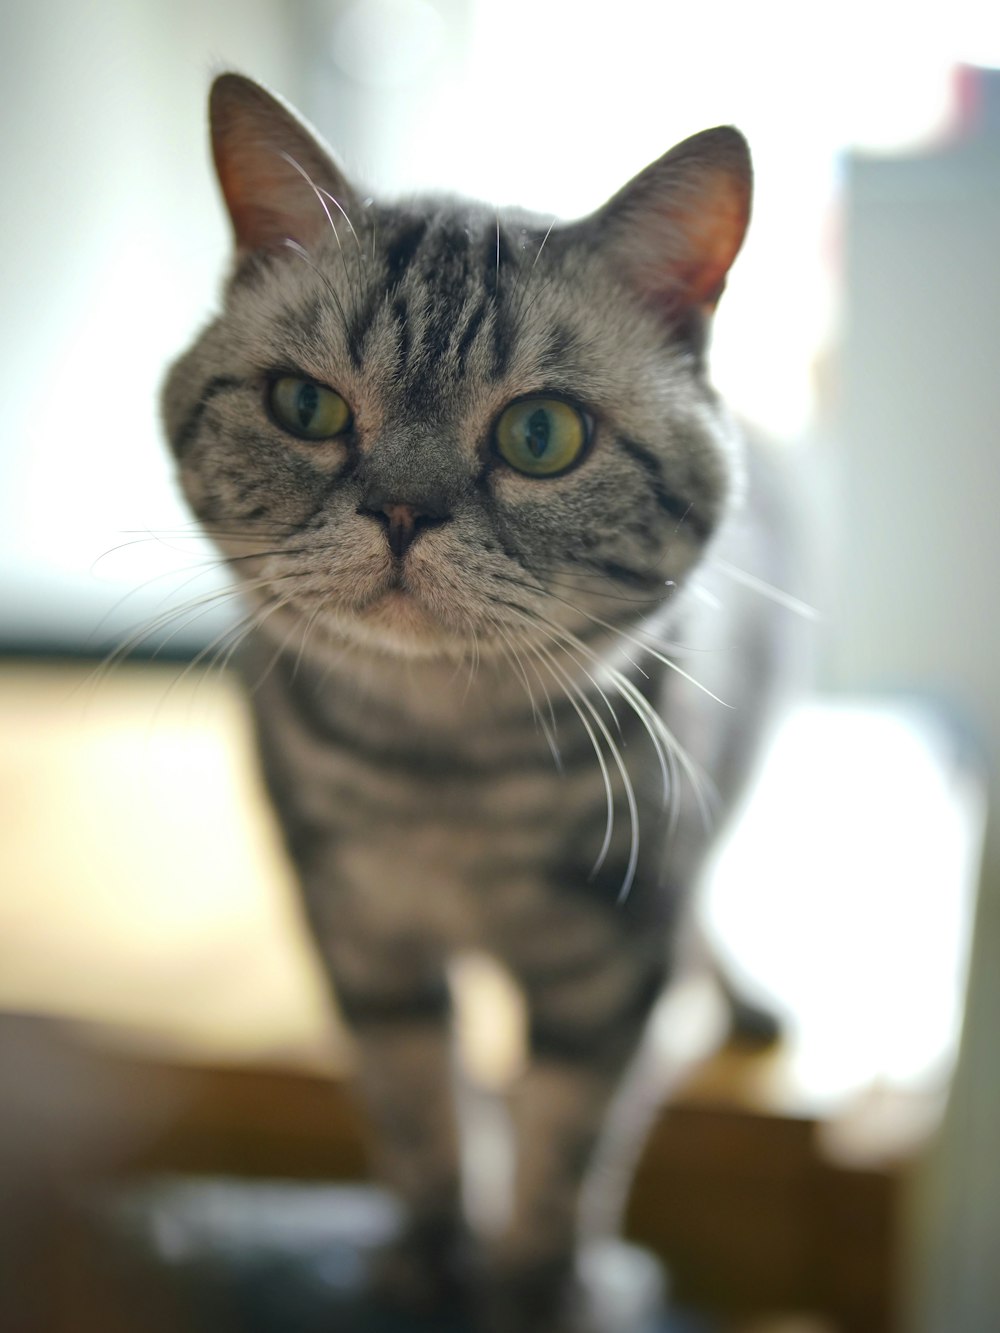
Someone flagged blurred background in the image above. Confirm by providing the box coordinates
[1,2,999,1330]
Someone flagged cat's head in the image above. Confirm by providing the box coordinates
[162,73,751,663]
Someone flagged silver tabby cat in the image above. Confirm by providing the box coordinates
[163,73,788,1333]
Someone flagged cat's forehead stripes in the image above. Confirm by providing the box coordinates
[345,208,529,410]
[382,217,429,283]
[234,201,596,434]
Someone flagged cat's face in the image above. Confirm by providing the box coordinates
[163,75,751,662]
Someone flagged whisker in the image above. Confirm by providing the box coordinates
[549,621,671,808]
[530,642,616,878]
[491,568,702,665]
[85,559,227,646]
[510,273,555,336]
[270,592,319,667]
[81,572,297,702]
[461,623,482,703]
[540,573,668,610]
[291,601,326,681]
[557,622,714,832]
[711,557,819,621]
[78,587,247,709]
[317,184,365,260]
[525,564,685,615]
[496,603,639,874]
[243,591,315,696]
[85,544,307,652]
[532,638,640,902]
[524,579,731,707]
[89,534,203,570]
[493,583,717,835]
[532,216,557,271]
[280,151,341,242]
[488,613,562,770]
[535,622,623,737]
[279,152,362,314]
[145,598,271,727]
[282,238,353,351]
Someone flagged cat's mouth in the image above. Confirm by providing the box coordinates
[256,555,507,660]
[352,577,451,646]
[363,586,415,615]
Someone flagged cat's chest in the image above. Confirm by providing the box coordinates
[293,741,600,891]
[249,643,666,939]
[252,647,614,835]
[326,822,495,946]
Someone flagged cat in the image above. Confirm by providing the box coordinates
[162,71,791,1333]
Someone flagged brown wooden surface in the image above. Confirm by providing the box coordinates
[0,1016,902,1333]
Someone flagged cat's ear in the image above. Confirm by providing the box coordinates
[210,73,359,255]
[585,127,751,319]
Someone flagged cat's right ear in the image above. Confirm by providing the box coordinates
[210,73,358,255]
[582,126,752,322]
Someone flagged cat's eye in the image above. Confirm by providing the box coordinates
[268,375,351,440]
[494,397,589,477]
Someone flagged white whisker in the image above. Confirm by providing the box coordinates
[282,238,353,345]
[280,151,343,251]
[712,557,819,621]
[490,615,563,770]
[531,641,619,883]
[529,632,641,902]
[497,585,718,837]
[532,216,557,271]
[567,603,731,707]
[317,184,364,259]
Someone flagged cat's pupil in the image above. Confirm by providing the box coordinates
[526,408,551,458]
[296,382,318,428]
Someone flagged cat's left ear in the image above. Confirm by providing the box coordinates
[582,126,751,319]
[210,72,359,255]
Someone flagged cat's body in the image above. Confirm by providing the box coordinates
[163,74,792,1333]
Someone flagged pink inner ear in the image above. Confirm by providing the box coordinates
[210,75,354,256]
[641,173,750,314]
[669,181,751,308]
[215,142,329,254]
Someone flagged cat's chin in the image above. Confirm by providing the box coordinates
[359,589,440,638]
[333,590,472,661]
[234,587,443,665]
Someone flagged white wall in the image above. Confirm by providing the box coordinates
[0,0,298,649]
[833,123,1000,1331]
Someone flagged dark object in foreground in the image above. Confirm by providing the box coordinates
[0,1017,903,1331]
[92,1179,687,1333]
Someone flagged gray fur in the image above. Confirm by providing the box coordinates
[162,73,789,1333]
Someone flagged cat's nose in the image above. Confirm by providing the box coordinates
[358,498,451,559]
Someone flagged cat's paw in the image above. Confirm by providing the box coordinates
[370,1216,474,1317]
[475,1253,587,1333]
[476,1240,666,1333]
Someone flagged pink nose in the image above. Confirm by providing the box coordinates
[381,502,419,559]
[360,500,450,559]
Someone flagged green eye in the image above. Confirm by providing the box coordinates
[494,397,589,476]
[268,375,351,440]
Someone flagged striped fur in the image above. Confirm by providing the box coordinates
[162,74,786,1333]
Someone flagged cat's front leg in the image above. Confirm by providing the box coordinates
[352,1004,471,1315]
[314,927,471,1317]
[484,935,666,1333]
